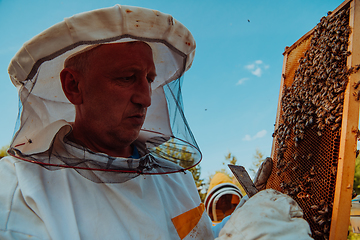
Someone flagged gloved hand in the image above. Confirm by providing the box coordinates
[215,189,313,240]
[253,157,273,191]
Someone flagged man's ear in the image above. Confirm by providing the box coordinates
[60,68,83,105]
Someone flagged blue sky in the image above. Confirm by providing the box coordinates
[0,0,344,180]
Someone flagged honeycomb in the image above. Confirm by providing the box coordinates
[267,3,353,239]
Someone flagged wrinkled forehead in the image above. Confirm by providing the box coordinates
[65,41,154,68]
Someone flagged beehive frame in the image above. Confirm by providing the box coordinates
[267,0,360,239]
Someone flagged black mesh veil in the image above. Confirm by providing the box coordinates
[9,74,202,183]
[7,5,201,183]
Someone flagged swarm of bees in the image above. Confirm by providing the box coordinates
[311,200,333,238]
[271,8,354,240]
[280,166,316,198]
[274,8,352,161]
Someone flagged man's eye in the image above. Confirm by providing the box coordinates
[115,75,136,85]
[119,76,135,81]
[147,77,154,83]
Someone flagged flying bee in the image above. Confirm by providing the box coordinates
[25,136,32,144]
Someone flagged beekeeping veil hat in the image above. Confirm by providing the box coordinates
[8,5,200,183]
[204,173,243,223]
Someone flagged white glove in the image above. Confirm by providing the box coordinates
[215,189,313,240]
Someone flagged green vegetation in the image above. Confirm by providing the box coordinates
[249,148,265,176]
[153,139,204,200]
[0,145,9,159]
[354,155,360,195]
[348,226,360,240]
[206,152,246,197]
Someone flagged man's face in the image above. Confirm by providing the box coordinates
[75,42,155,154]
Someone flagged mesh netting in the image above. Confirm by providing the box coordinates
[9,40,201,183]
[9,74,201,183]
[7,6,201,183]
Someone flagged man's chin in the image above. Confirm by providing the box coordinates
[115,129,141,144]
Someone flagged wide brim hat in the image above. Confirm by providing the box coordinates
[8,5,201,176]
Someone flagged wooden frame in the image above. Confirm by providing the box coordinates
[330,0,360,239]
[274,0,360,238]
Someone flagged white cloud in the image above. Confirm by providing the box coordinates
[243,130,267,141]
[245,64,255,70]
[236,78,249,85]
[242,135,252,141]
[244,60,269,77]
[254,130,267,139]
[252,68,262,77]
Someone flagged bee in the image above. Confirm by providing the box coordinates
[313,215,321,222]
[297,192,308,199]
[322,203,329,213]
[311,205,319,210]
[25,137,32,144]
[332,124,340,131]
[317,219,326,226]
[353,90,360,101]
[324,224,330,233]
[310,166,316,176]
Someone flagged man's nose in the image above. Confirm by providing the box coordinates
[131,77,152,108]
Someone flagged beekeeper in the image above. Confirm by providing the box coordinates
[0,5,313,240]
[204,172,243,224]
[0,5,213,240]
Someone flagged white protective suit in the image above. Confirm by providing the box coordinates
[0,131,214,240]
